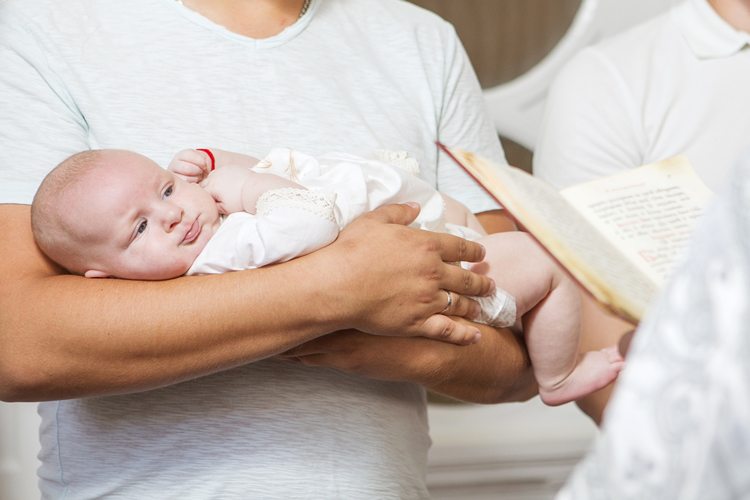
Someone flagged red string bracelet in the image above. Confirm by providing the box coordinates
[196,148,216,171]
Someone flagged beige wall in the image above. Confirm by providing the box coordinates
[409,0,581,87]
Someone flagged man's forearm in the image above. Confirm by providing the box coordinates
[1,203,495,402]
[285,322,536,404]
[476,209,517,234]
[417,320,537,403]
[0,205,334,401]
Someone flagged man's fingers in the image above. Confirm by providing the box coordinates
[440,263,495,298]
[365,203,420,226]
[419,315,481,345]
[440,293,481,321]
[435,232,486,263]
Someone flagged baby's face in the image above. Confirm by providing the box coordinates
[76,151,221,280]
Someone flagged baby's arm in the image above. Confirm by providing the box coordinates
[201,164,306,215]
[167,148,304,215]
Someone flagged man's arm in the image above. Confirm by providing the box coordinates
[0,203,493,402]
[283,321,535,403]
[476,209,517,233]
[284,208,537,403]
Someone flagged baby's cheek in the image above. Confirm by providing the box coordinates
[169,253,196,278]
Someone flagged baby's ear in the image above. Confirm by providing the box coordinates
[84,269,111,279]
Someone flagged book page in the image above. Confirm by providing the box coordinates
[442,147,656,324]
[560,157,712,287]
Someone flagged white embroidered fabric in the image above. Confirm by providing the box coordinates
[374,149,421,175]
[255,148,447,230]
[256,187,337,223]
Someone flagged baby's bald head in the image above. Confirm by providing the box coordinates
[31,150,125,274]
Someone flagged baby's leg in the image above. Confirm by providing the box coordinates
[475,232,624,406]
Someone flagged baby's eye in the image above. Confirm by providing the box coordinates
[163,185,174,198]
[136,220,148,234]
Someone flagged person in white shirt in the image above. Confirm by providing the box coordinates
[534,0,750,422]
[0,1,536,497]
[33,147,625,406]
[536,0,750,191]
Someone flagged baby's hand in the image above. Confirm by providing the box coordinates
[200,165,251,215]
[168,149,212,183]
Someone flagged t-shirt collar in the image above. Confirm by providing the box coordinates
[674,0,750,58]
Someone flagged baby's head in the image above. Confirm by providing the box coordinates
[31,149,221,280]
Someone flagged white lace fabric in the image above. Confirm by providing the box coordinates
[256,187,337,223]
[375,149,421,175]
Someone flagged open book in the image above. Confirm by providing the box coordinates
[440,144,713,324]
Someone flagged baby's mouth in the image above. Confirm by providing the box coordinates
[181,218,201,245]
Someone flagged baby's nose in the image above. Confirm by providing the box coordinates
[164,204,184,231]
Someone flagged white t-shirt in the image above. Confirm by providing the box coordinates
[534,0,750,191]
[0,0,505,498]
[557,149,750,500]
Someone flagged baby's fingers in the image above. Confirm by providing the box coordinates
[419,315,482,346]
[168,149,210,179]
[171,161,204,181]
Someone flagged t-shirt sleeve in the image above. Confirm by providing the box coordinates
[534,47,646,189]
[433,23,507,214]
[0,9,89,204]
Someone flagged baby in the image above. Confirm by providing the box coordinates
[31,147,624,405]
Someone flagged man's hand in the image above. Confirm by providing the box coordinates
[279,321,537,403]
[306,203,495,342]
[168,148,212,183]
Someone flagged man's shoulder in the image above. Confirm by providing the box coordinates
[590,8,679,65]
[0,0,41,27]
[0,0,127,35]
[1,0,84,21]
[553,8,680,93]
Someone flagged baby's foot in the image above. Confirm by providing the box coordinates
[538,346,624,406]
